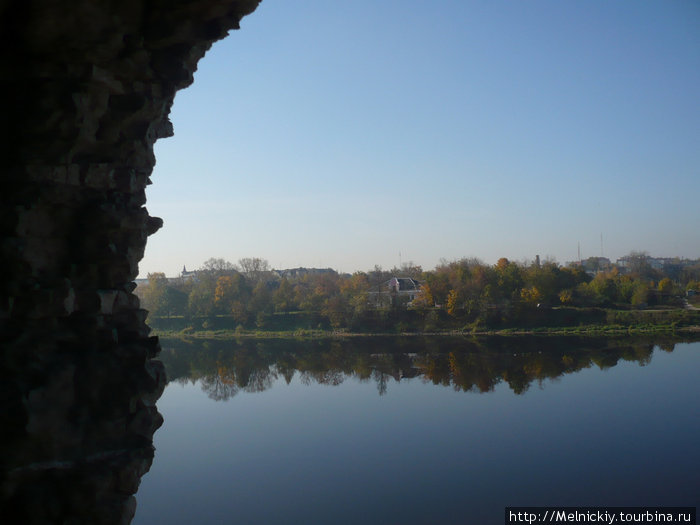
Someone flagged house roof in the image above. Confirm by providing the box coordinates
[387,277,421,291]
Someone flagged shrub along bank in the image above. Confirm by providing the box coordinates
[147,307,700,337]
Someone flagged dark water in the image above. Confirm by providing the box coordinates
[133,337,699,525]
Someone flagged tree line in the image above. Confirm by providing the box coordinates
[138,253,700,330]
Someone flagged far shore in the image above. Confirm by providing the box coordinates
[151,323,700,341]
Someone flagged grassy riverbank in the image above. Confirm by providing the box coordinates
[148,307,700,339]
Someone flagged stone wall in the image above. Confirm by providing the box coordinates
[0,1,261,523]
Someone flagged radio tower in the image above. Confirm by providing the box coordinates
[578,242,581,264]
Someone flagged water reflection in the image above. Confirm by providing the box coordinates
[137,337,699,525]
[159,335,687,399]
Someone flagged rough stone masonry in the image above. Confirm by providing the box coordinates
[0,1,261,523]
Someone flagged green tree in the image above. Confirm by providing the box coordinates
[162,286,188,317]
[631,283,650,306]
[525,261,562,304]
[188,275,217,317]
[574,282,598,306]
[681,264,700,286]
[250,281,273,315]
[495,258,524,302]
[424,270,450,307]
[589,273,618,304]
[272,278,296,312]
[142,272,168,316]
[214,273,251,322]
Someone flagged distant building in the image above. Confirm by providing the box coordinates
[273,267,337,280]
[566,257,611,275]
[615,255,698,277]
[180,265,197,281]
[583,257,611,275]
[368,277,421,308]
[387,277,421,300]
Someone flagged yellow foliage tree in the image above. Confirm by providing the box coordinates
[412,283,434,309]
[558,289,573,305]
[657,277,673,295]
[520,286,542,306]
[446,289,460,316]
[214,275,235,310]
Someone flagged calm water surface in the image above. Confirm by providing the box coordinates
[134,337,699,525]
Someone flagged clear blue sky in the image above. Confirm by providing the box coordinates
[140,0,700,277]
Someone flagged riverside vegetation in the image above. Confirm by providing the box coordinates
[137,254,700,337]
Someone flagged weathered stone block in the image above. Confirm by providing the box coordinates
[1,1,262,522]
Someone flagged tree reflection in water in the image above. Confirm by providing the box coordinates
[158,335,693,400]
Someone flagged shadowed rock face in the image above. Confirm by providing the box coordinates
[0,1,261,522]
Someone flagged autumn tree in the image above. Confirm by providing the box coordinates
[423,269,450,307]
[494,258,524,301]
[322,295,349,329]
[520,286,543,306]
[411,282,435,309]
[140,273,188,317]
[339,272,370,296]
[446,289,461,316]
[312,273,340,307]
[340,272,371,317]
[214,273,251,322]
[524,261,563,305]
[657,277,673,295]
[558,289,574,305]
[686,280,700,292]
[464,262,496,311]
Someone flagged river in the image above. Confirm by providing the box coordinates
[133,336,699,525]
